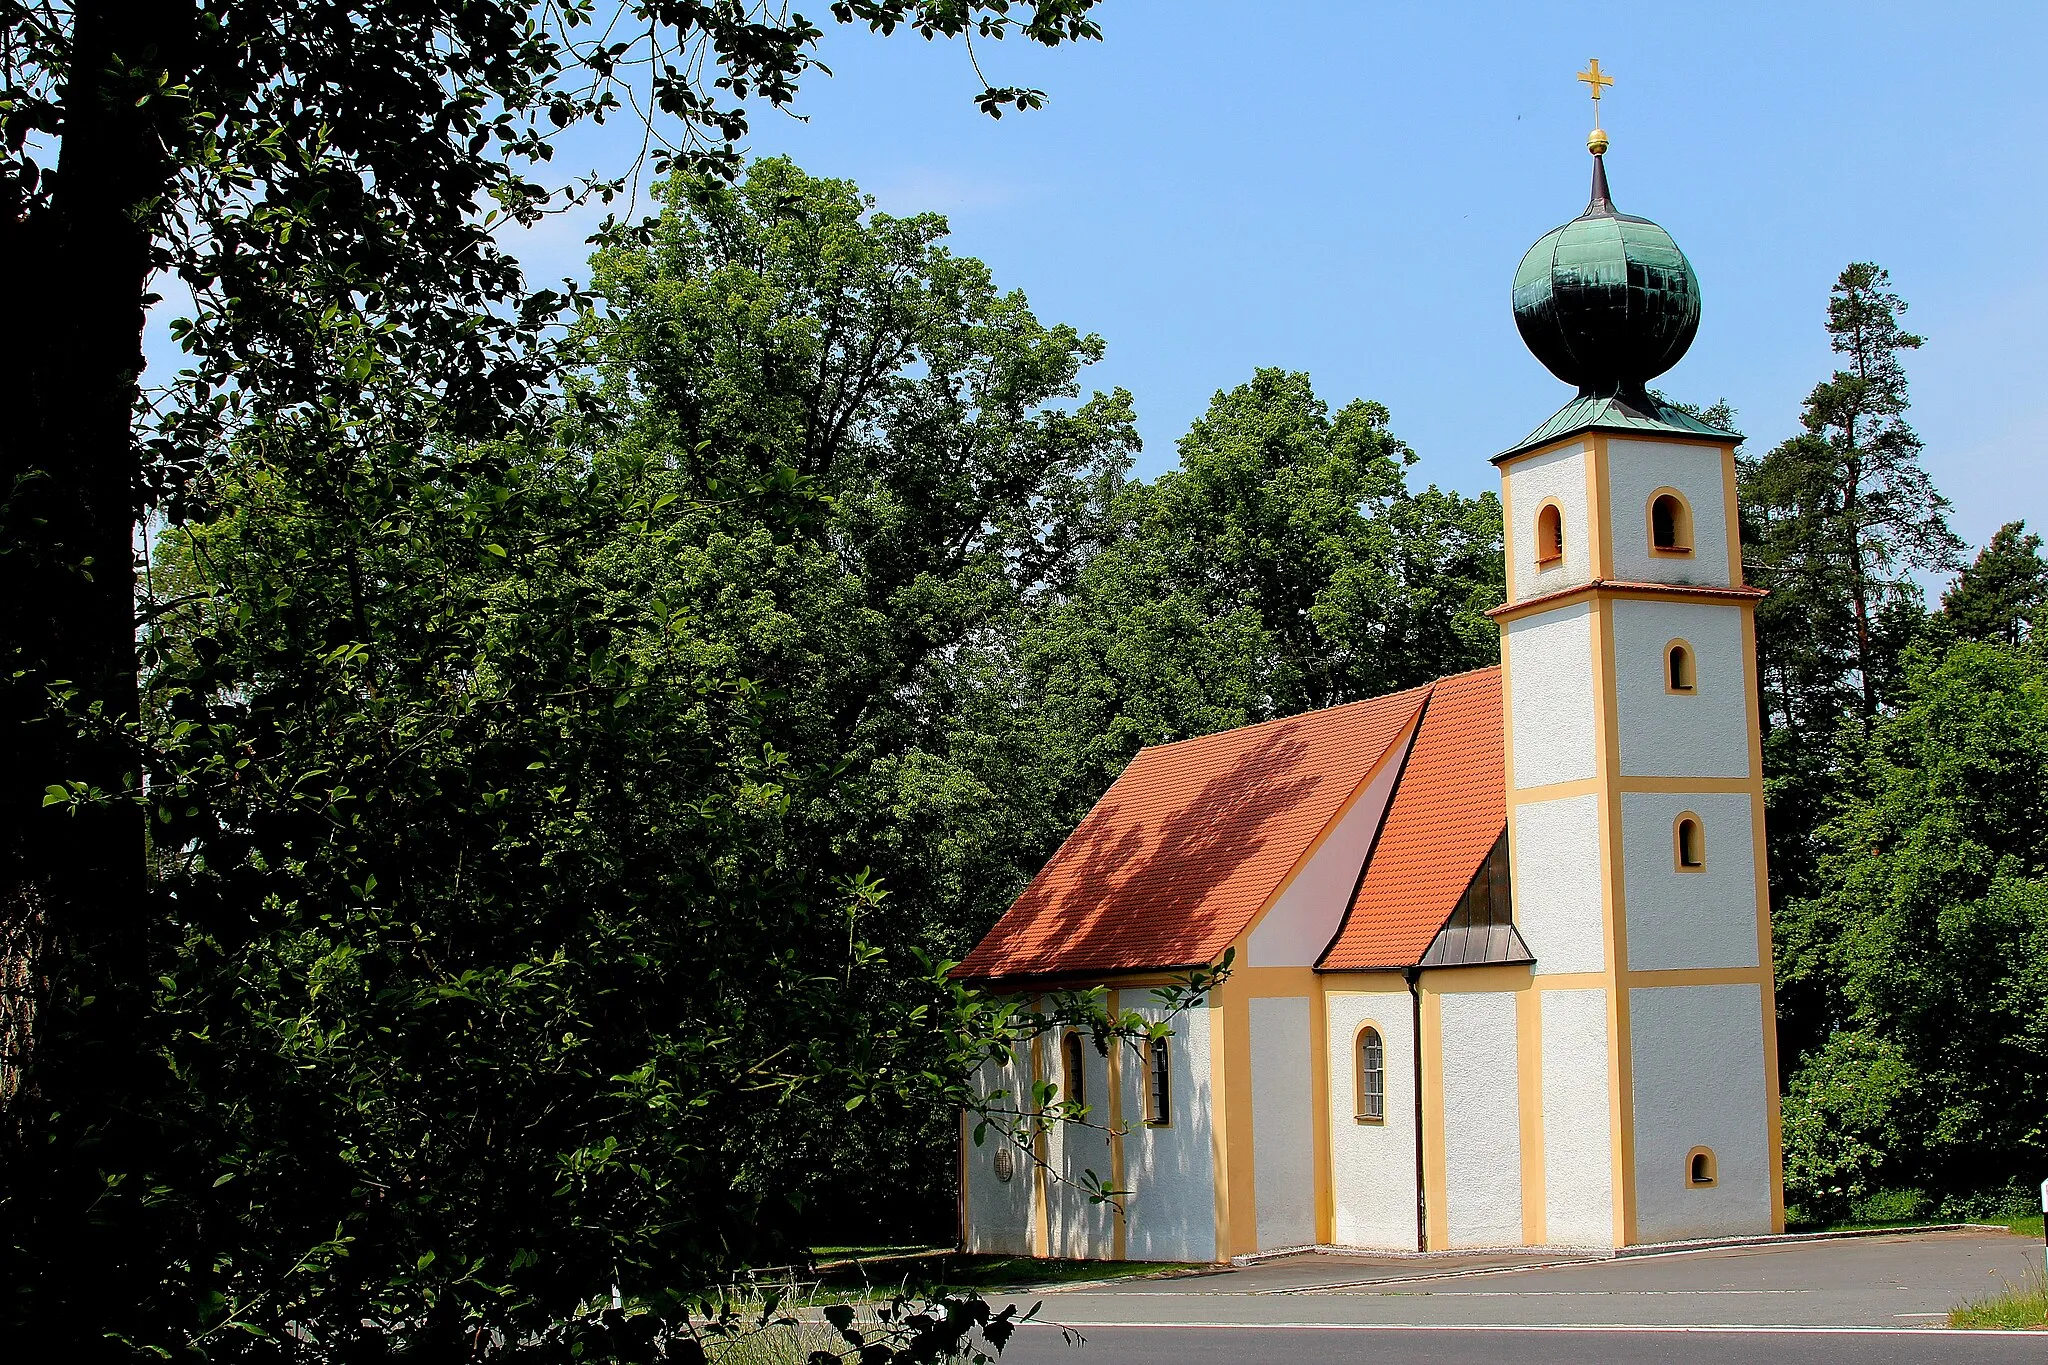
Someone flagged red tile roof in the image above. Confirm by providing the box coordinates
[1320,667,1505,970]
[955,683,1433,982]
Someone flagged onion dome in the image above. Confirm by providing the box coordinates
[1511,153,1700,398]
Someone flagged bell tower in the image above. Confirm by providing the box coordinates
[1491,82,1784,1247]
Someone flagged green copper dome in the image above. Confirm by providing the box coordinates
[1511,155,1699,396]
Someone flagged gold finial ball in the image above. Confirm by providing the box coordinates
[1587,127,1609,155]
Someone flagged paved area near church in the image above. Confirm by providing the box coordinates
[991,1229,2045,1361]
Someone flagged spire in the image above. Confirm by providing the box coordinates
[1588,152,1613,213]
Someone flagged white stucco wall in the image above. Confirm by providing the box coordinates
[1505,604,1597,790]
[1605,438,1733,586]
[1439,991,1523,1247]
[1249,996,1316,1251]
[963,1044,1036,1255]
[1504,443,1593,601]
[1045,1031,1116,1259]
[1612,600,1752,780]
[1621,791,1761,973]
[1117,1004,1219,1263]
[1248,713,1418,966]
[1510,794,1606,976]
[1540,988,1614,1248]
[1629,984,1773,1243]
[1325,983,1420,1250]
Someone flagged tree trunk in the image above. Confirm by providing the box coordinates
[0,0,185,1341]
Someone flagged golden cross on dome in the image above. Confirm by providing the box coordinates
[1577,58,1613,155]
[1577,58,1613,103]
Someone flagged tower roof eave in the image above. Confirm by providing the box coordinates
[1493,389,1741,464]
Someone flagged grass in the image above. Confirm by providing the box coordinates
[802,1248,1201,1299]
[1951,1264,2048,1330]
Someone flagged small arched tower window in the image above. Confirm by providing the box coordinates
[1145,1036,1171,1126]
[1357,1026,1386,1123]
[1650,490,1693,554]
[1675,814,1705,871]
[1667,640,1696,693]
[1061,1031,1085,1106]
[1536,502,1565,566]
[1687,1147,1718,1187]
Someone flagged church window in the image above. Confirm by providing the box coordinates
[1675,815,1705,870]
[1357,1027,1386,1123]
[1686,1146,1717,1187]
[1536,501,1565,566]
[1145,1037,1171,1126]
[1650,490,1693,554]
[1061,1031,1085,1106]
[1667,640,1696,693]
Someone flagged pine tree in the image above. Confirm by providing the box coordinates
[1939,522,2048,647]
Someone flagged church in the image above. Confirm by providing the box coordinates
[954,90,1785,1260]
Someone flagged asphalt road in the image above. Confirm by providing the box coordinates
[982,1230,2047,1360]
[1001,1324,2048,1364]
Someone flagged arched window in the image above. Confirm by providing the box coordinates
[1667,641,1696,693]
[1675,814,1705,871]
[1061,1031,1085,1106]
[1536,502,1565,566]
[1650,490,1693,553]
[1145,1037,1171,1126]
[1687,1147,1718,1187]
[1357,1026,1386,1123]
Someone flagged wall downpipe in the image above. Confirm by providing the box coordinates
[1406,965,1426,1251]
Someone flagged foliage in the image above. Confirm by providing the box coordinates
[1777,641,2048,1217]
[1950,1265,2048,1331]
[995,368,1503,827]
[1938,522,2048,648]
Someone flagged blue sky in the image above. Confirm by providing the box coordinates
[438,4,2048,563]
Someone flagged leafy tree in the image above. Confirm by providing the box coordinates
[1938,521,2048,647]
[1778,641,2048,1216]
[996,369,1503,832]
[1,0,1108,1345]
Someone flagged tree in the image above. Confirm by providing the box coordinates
[1938,522,2048,647]
[996,369,1503,833]
[1778,641,2048,1217]
[1742,263,1962,736]
[1,6,1107,1352]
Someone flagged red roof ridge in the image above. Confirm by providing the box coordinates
[1136,677,1438,756]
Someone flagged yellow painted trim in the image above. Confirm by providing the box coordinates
[957,1107,970,1251]
[1220,983,1258,1256]
[1419,963,1534,994]
[1310,979,1334,1245]
[1645,485,1696,556]
[1500,628,1519,797]
[1501,460,1519,601]
[1684,1145,1719,1188]
[1511,774,1758,804]
[1107,989,1127,1261]
[1230,965,1329,997]
[1419,986,1448,1249]
[1029,1004,1051,1257]
[1664,637,1697,695]
[1722,444,1745,587]
[1739,605,1787,1232]
[1516,985,1547,1246]
[1527,971,1612,991]
[1627,966,1774,988]
[1490,581,1764,625]
[1207,993,1232,1261]
[1591,595,1639,1246]
[1590,435,1615,581]
[1673,811,1707,872]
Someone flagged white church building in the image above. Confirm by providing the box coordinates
[954,128,1785,1260]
